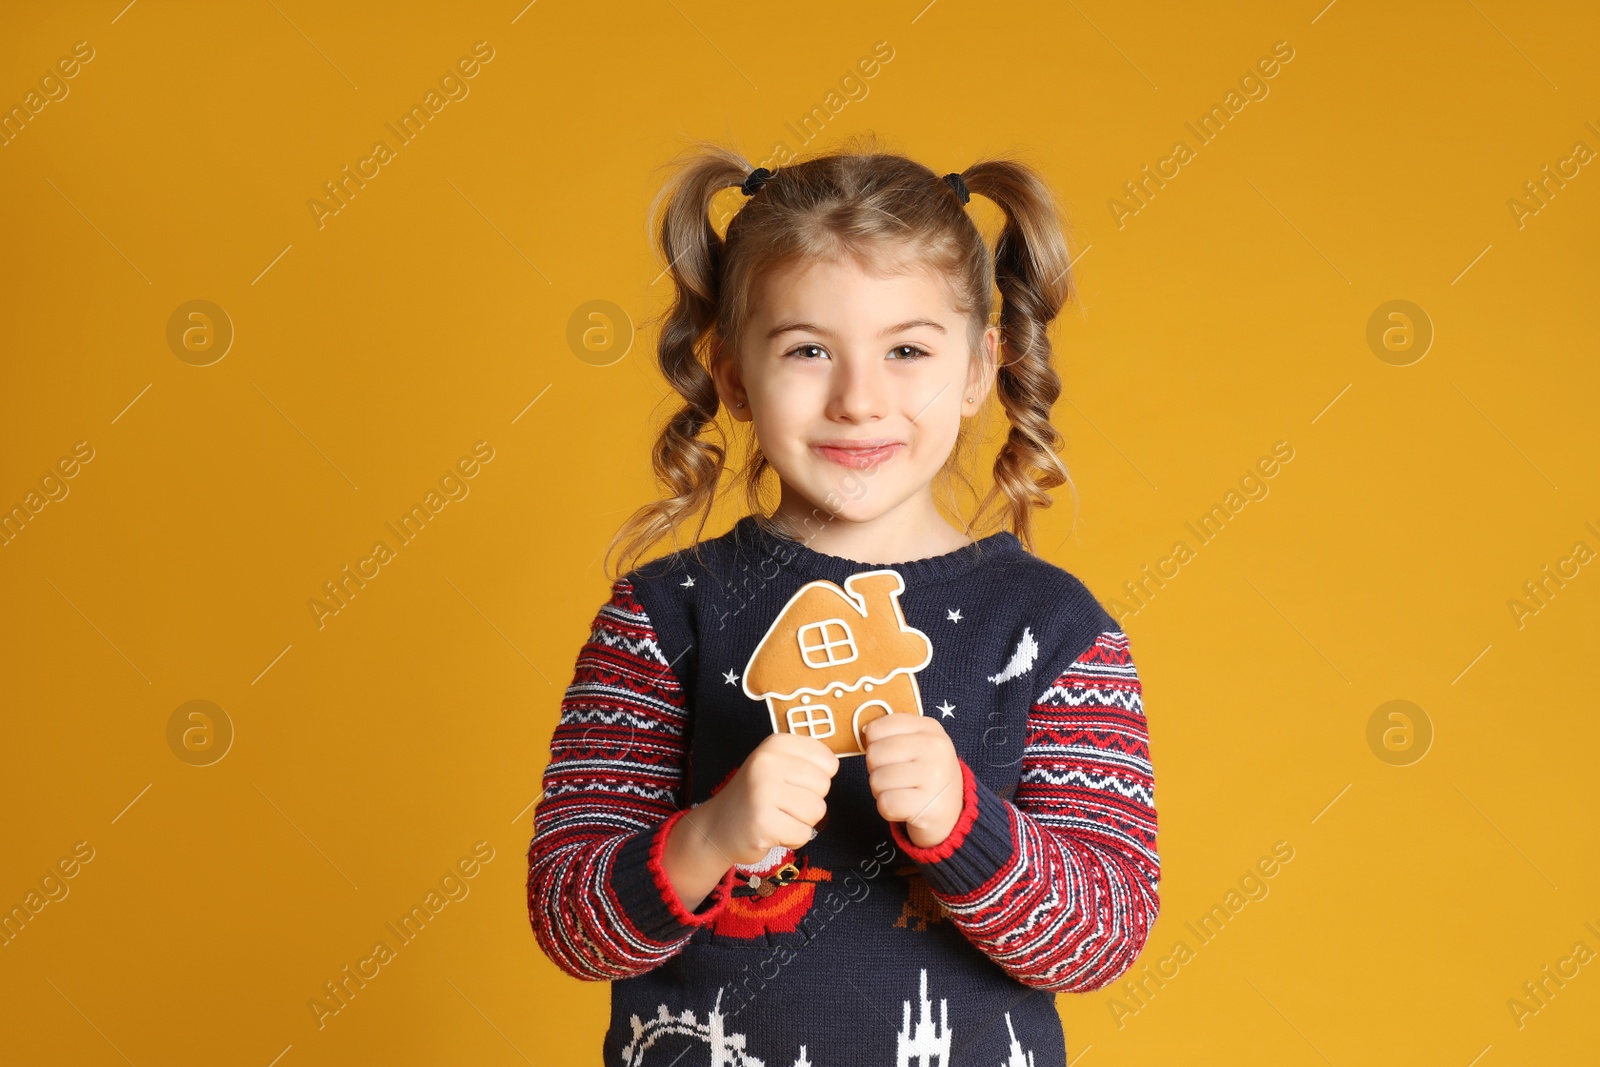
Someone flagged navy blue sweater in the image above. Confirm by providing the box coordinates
[528,515,1159,1065]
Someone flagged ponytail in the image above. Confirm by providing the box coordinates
[604,142,751,580]
[961,160,1078,551]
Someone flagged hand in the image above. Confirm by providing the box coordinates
[861,713,964,849]
[694,731,840,867]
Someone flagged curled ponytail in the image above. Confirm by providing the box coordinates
[961,160,1078,551]
[603,142,750,580]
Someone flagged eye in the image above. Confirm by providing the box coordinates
[889,344,931,361]
[784,343,829,361]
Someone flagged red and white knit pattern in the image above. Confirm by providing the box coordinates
[888,630,1158,991]
[526,579,732,981]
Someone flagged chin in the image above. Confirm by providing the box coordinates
[815,490,905,525]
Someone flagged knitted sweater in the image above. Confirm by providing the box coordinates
[527,515,1159,1066]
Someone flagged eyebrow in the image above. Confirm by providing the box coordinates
[765,318,947,340]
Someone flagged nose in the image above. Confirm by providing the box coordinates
[825,352,886,422]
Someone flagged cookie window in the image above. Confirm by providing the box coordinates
[797,619,858,668]
[785,704,836,738]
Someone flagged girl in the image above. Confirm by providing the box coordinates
[527,134,1159,1067]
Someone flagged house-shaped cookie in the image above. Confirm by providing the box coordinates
[742,569,932,756]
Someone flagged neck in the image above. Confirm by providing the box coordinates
[768,487,974,565]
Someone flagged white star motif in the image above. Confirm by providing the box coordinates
[723,669,739,685]
[680,575,695,587]
[937,700,956,718]
[947,608,962,623]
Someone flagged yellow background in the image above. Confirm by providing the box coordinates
[2,0,1597,1063]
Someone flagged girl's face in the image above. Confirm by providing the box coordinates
[713,248,997,530]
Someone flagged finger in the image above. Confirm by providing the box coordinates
[781,762,835,797]
[867,760,925,794]
[756,809,817,853]
[872,785,928,824]
[863,729,924,771]
[774,790,827,834]
[874,776,955,825]
[863,712,933,747]
[791,737,842,776]
[869,710,929,733]
[904,775,958,826]
[769,731,830,759]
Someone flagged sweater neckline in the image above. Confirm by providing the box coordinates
[731,513,1025,586]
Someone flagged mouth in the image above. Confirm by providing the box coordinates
[812,441,904,470]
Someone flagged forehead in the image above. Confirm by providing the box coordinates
[749,248,961,327]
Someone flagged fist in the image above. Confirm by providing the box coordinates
[860,713,964,849]
[699,731,840,866]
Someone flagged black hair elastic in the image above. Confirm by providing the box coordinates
[943,172,970,204]
[741,167,775,196]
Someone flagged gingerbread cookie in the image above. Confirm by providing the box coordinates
[742,569,932,756]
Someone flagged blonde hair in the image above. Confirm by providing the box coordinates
[604,131,1079,581]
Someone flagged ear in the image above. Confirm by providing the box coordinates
[709,336,752,421]
[963,325,1001,416]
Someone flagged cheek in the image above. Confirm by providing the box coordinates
[908,382,964,434]
[751,378,818,431]
[748,419,781,460]
[747,401,802,458]
[909,411,965,463]
[914,420,961,461]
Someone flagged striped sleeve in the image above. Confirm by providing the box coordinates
[526,578,738,981]
[888,630,1159,992]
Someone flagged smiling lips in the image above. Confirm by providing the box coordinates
[812,441,904,469]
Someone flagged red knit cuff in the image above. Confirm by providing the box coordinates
[647,807,737,926]
[888,758,978,863]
